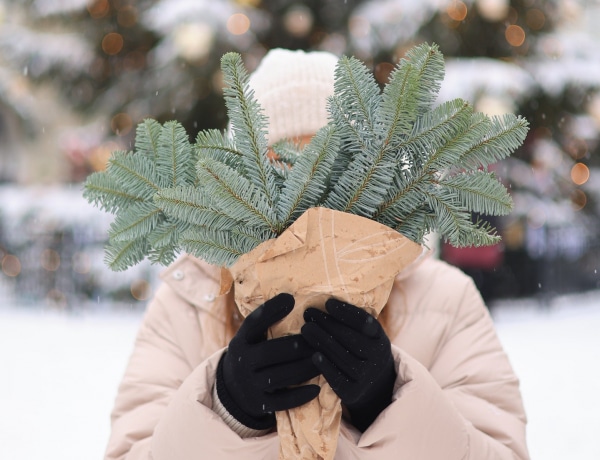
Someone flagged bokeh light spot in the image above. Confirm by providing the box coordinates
[41,249,61,272]
[72,252,91,274]
[102,32,124,55]
[476,0,509,22]
[117,6,138,28]
[212,69,224,93]
[173,22,214,62]
[88,142,119,171]
[527,207,546,229]
[349,15,371,39]
[111,113,133,136]
[123,50,146,71]
[505,25,526,47]
[131,279,151,301]
[571,189,587,211]
[87,0,109,19]
[571,163,590,185]
[374,62,394,85]
[227,13,250,35]
[565,137,588,160]
[284,5,314,38]
[447,1,468,21]
[2,255,21,277]
[234,0,261,6]
[526,8,545,30]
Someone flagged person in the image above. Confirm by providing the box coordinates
[104,49,529,460]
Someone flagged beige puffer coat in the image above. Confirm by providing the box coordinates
[105,254,529,460]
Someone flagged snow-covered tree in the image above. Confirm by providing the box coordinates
[0,0,367,183]
[1,0,599,304]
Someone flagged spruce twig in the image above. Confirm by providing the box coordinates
[84,43,529,270]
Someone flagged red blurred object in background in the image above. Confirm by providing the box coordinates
[441,242,504,271]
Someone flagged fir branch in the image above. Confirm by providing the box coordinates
[83,172,144,214]
[322,144,395,217]
[440,171,513,216]
[271,139,302,166]
[393,206,435,244]
[146,210,185,266]
[105,150,160,200]
[180,227,262,267]
[148,245,179,266]
[333,56,381,139]
[458,114,529,169]
[324,59,399,217]
[196,157,279,233]
[265,140,298,186]
[328,95,369,155]
[425,189,473,245]
[277,126,339,228]
[147,220,184,249]
[231,226,275,246]
[401,42,445,116]
[377,62,419,150]
[469,218,502,246]
[400,99,472,169]
[377,43,444,155]
[326,97,368,186]
[270,158,291,190]
[325,56,382,182]
[108,202,162,242]
[375,102,481,227]
[221,52,278,209]
[437,112,492,177]
[195,129,242,168]
[425,190,499,247]
[375,177,429,230]
[104,238,149,272]
[155,186,240,229]
[324,48,445,219]
[135,118,162,162]
[156,121,195,187]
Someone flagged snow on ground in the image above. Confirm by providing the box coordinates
[0,305,142,460]
[1,293,599,460]
[491,293,600,460]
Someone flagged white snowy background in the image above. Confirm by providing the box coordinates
[1,291,599,460]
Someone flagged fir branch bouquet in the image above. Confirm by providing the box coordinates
[84,43,528,272]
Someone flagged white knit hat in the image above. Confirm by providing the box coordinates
[248,48,339,145]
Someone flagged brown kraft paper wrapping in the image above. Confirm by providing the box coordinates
[221,207,422,459]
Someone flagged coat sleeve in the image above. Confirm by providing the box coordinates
[150,349,280,459]
[104,283,279,460]
[104,291,195,460]
[336,271,529,460]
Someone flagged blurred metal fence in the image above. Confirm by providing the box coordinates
[0,185,160,308]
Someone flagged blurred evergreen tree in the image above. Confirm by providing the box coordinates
[0,0,366,149]
[1,0,600,300]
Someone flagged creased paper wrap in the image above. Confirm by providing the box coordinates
[221,207,422,459]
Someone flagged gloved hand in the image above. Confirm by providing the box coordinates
[301,299,397,432]
[216,293,321,430]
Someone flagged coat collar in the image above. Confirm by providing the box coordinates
[160,254,223,311]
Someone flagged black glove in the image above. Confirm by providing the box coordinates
[301,299,396,432]
[216,293,321,430]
